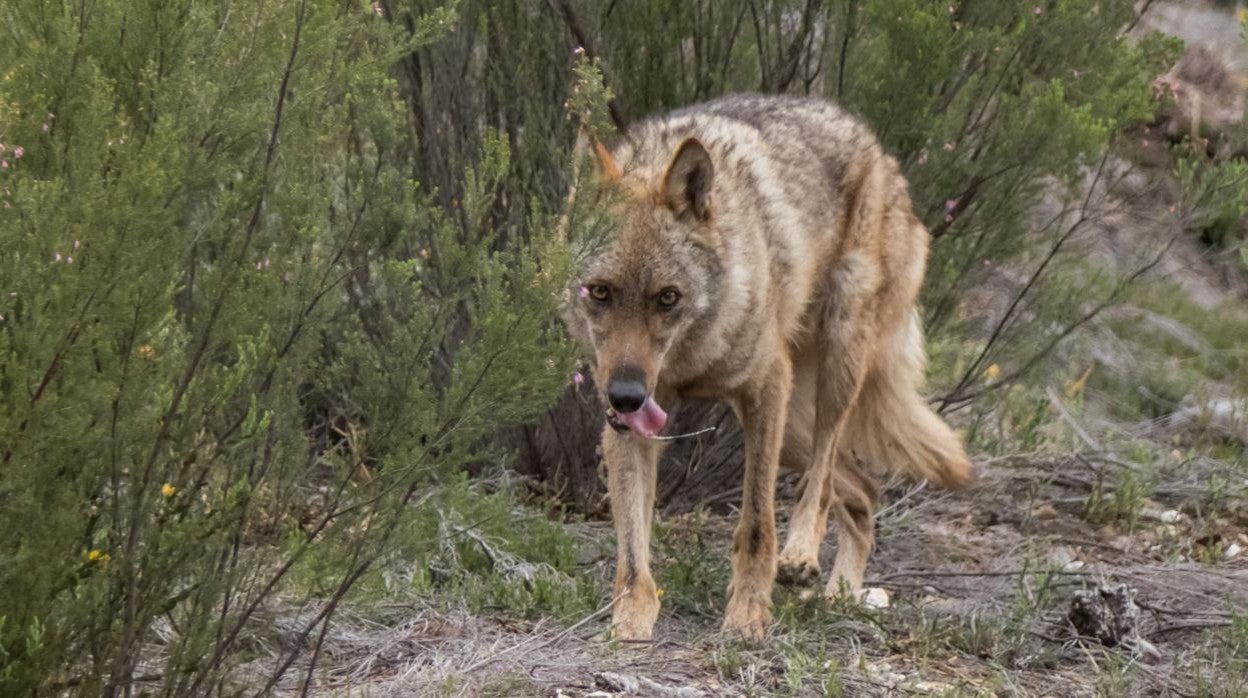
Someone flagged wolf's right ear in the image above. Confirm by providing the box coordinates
[591,137,622,181]
[663,138,713,222]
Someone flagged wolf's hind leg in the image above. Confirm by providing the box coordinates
[778,260,875,590]
[604,427,663,641]
[776,359,868,588]
[825,454,879,597]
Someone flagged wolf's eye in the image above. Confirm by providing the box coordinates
[588,284,611,303]
[657,288,681,310]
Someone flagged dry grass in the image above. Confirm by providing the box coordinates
[221,446,1245,697]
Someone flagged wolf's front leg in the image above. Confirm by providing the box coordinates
[604,425,663,641]
[723,355,792,641]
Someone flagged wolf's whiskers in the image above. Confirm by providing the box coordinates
[651,426,717,441]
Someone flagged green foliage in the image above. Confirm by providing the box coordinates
[0,0,591,693]
[1178,154,1248,266]
[1191,613,1248,697]
[1106,283,1248,402]
[654,512,731,619]
[1083,467,1158,528]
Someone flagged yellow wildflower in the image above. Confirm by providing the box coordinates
[137,344,156,361]
[161,483,176,497]
[655,587,665,599]
[87,549,111,563]
[984,363,1000,381]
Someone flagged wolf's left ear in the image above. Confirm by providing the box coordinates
[663,138,713,222]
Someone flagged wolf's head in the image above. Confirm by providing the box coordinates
[567,137,722,438]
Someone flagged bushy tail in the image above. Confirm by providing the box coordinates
[843,313,974,489]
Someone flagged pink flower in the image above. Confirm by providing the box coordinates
[40,123,49,133]
[371,0,382,16]
[12,147,22,159]
[942,142,955,151]
[572,371,584,386]
[945,214,954,223]
[0,160,8,169]
[578,285,589,298]
[945,199,958,212]
[1033,6,1042,14]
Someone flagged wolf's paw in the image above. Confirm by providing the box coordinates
[822,573,863,602]
[776,556,821,588]
[611,587,660,641]
[722,593,772,642]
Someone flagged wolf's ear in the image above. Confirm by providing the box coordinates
[663,138,713,222]
[591,137,622,181]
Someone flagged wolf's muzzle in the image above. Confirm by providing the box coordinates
[606,365,648,414]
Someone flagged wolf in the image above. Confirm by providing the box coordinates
[565,94,973,641]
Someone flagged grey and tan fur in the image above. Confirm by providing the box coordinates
[566,94,973,641]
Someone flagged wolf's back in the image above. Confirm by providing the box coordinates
[624,94,875,205]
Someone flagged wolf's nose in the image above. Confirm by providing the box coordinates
[606,366,647,414]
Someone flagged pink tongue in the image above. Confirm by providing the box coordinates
[615,396,668,438]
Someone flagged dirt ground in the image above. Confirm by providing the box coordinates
[259,450,1247,697]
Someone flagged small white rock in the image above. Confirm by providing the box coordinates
[1049,546,1077,568]
[1159,509,1182,524]
[1225,543,1242,560]
[1063,560,1086,572]
[861,587,891,609]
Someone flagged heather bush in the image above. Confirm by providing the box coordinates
[0,1,583,692]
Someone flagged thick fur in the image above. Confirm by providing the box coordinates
[566,94,973,642]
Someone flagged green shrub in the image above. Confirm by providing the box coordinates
[0,1,586,692]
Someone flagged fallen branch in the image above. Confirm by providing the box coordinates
[870,568,1093,583]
